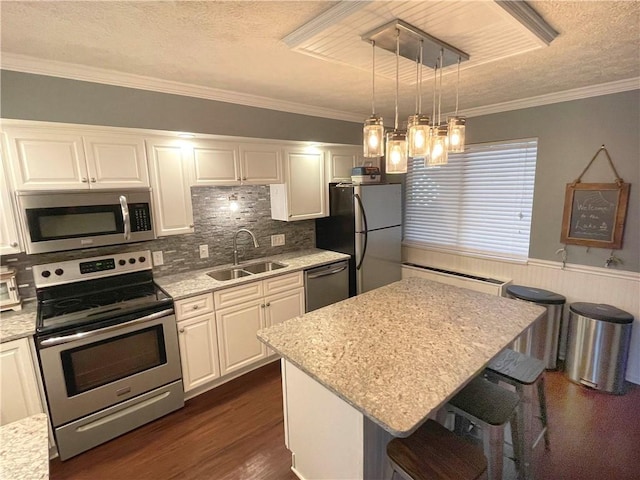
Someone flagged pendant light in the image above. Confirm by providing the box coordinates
[363,40,384,158]
[386,28,407,174]
[407,39,430,159]
[427,49,448,166]
[447,56,466,153]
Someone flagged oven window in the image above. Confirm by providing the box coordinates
[61,325,167,396]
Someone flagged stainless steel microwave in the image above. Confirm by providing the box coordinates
[16,189,155,254]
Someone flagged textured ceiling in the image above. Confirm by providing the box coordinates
[1,1,639,123]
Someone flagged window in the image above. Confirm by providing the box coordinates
[404,138,537,260]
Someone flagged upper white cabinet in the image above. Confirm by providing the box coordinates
[146,138,194,237]
[326,146,380,183]
[0,148,21,255]
[0,338,44,426]
[3,126,149,190]
[270,147,326,221]
[192,140,282,186]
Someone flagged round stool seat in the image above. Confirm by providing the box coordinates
[387,419,487,480]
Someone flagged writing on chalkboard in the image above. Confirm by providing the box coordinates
[561,182,630,249]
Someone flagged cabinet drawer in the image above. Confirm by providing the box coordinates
[264,272,303,296]
[175,293,214,321]
[214,281,263,310]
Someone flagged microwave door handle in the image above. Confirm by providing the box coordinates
[119,195,131,240]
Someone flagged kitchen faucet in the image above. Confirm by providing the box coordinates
[233,229,259,265]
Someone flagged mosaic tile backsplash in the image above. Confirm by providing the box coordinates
[1,185,316,300]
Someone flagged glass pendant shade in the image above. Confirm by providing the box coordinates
[363,115,384,157]
[447,116,466,153]
[427,124,449,166]
[385,130,408,174]
[407,114,431,158]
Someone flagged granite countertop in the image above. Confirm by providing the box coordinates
[257,277,545,438]
[0,301,37,343]
[155,248,349,299]
[0,414,49,480]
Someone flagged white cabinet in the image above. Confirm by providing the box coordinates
[0,148,21,255]
[270,147,326,221]
[214,272,304,375]
[326,146,373,183]
[146,138,194,237]
[175,293,221,392]
[192,140,282,186]
[0,338,44,426]
[3,126,149,190]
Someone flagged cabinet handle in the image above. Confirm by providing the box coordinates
[90,177,97,183]
[237,177,241,181]
[10,242,18,247]
[189,224,194,228]
[266,302,271,307]
[179,328,185,333]
[192,305,199,310]
[242,177,247,181]
[81,177,88,183]
[261,304,265,308]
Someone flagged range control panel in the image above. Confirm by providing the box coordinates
[33,250,152,288]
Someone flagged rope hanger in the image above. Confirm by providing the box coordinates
[572,145,624,186]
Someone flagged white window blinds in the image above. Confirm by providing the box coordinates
[404,138,538,259]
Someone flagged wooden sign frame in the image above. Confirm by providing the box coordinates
[560,182,630,249]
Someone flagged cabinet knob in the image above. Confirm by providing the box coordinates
[237,177,241,181]
[189,224,194,228]
[179,328,185,333]
[90,177,97,183]
[261,304,266,308]
[81,177,88,183]
[242,177,247,181]
[10,242,18,247]
[192,305,199,310]
[266,302,271,307]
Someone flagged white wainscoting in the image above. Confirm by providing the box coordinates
[403,245,640,385]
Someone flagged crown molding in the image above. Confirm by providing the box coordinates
[496,0,559,45]
[2,53,638,124]
[460,77,640,118]
[0,53,364,123]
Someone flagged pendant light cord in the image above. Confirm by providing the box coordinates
[437,49,443,125]
[395,28,400,130]
[455,56,460,116]
[371,40,376,115]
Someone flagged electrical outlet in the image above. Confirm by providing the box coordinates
[152,251,164,266]
[199,244,209,259]
[271,234,285,246]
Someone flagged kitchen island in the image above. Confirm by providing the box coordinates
[257,277,545,479]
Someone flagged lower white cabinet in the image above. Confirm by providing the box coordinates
[0,338,44,426]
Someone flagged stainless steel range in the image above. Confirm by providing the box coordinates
[33,250,183,460]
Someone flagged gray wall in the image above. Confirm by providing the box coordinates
[2,70,638,272]
[466,90,640,272]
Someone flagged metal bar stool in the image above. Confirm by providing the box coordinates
[387,419,488,480]
[485,348,550,480]
[446,376,523,480]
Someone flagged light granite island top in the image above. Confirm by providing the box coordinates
[0,414,49,480]
[258,277,546,438]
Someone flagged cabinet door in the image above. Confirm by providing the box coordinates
[239,143,282,184]
[216,299,267,376]
[146,138,194,236]
[83,135,149,188]
[327,147,358,182]
[0,338,43,426]
[0,149,21,254]
[265,289,305,356]
[4,127,89,190]
[177,313,221,392]
[192,140,240,185]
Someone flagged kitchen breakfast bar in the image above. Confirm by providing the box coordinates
[257,277,546,479]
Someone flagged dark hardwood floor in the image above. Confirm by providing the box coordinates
[50,361,640,480]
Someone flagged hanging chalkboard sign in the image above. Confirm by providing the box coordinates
[560,182,630,248]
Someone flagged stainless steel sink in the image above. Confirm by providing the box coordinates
[207,268,252,281]
[242,261,287,274]
[206,261,286,281]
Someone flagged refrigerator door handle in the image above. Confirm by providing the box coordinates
[354,193,368,270]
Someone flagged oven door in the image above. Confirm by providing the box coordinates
[37,308,181,427]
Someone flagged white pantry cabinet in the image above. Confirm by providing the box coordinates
[270,147,326,221]
[145,138,195,237]
[0,338,44,426]
[214,272,304,375]
[192,140,282,186]
[0,149,21,255]
[175,293,221,392]
[3,126,149,190]
[326,146,377,183]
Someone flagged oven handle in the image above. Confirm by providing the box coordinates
[39,308,174,347]
[119,195,131,241]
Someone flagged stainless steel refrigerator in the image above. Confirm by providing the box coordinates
[315,183,402,296]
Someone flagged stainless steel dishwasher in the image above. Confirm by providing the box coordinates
[304,260,349,312]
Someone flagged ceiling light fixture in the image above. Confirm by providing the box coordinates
[385,28,408,174]
[407,39,430,159]
[447,57,466,153]
[363,40,384,158]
